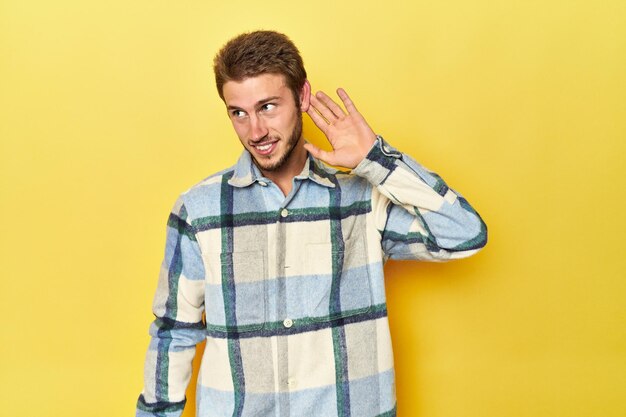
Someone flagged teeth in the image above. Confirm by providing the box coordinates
[256,143,272,151]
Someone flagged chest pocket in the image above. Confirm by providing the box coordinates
[204,250,266,332]
[305,236,372,321]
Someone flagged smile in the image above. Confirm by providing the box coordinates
[252,141,278,155]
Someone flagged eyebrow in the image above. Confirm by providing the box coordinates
[227,96,282,111]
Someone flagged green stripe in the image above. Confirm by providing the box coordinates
[431,173,449,196]
[167,213,197,241]
[328,181,352,417]
[155,338,172,400]
[191,200,371,230]
[136,394,186,413]
[451,221,487,251]
[219,173,245,416]
[451,197,488,250]
[332,325,348,417]
[205,303,388,333]
[384,230,424,242]
[155,206,190,401]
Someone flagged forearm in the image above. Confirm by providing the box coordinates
[137,320,205,416]
[353,137,487,261]
[137,201,207,416]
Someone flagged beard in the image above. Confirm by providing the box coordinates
[252,114,303,172]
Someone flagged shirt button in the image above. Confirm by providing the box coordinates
[288,378,297,388]
[258,181,267,186]
[280,208,289,218]
[283,318,293,328]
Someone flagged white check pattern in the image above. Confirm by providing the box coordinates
[137,137,487,417]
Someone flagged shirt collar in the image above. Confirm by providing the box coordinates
[227,147,336,189]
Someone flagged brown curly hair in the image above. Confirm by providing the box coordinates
[213,30,307,106]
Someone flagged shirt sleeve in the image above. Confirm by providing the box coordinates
[352,136,487,262]
[136,198,207,417]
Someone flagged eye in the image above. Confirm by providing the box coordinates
[231,109,246,118]
[261,103,276,112]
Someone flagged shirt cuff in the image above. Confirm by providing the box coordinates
[352,135,402,185]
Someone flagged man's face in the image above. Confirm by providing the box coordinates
[223,73,306,175]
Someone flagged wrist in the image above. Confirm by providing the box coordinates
[374,135,401,158]
[352,135,402,184]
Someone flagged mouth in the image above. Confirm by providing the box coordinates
[252,140,278,156]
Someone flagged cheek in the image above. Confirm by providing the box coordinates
[275,114,297,134]
[231,120,250,139]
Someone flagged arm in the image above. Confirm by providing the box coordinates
[305,88,487,261]
[136,198,206,417]
[353,137,487,261]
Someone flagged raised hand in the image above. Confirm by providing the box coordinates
[304,88,377,169]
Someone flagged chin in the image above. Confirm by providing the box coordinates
[255,155,287,172]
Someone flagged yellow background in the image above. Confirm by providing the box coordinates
[1,1,625,416]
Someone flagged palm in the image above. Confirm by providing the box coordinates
[305,88,377,169]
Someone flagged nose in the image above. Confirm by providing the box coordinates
[250,115,268,142]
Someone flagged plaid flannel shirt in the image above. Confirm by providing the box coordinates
[137,137,487,417]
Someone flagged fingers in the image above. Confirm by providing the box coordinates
[306,104,331,134]
[309,88,359,122]
[337,88,358,114]
[315,91,346,120]
[309,93,338,126]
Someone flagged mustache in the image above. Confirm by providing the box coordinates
[250,134,275,144]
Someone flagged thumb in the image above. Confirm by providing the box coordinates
[303,142,334,165]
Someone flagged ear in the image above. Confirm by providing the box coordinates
[299,80,311,112]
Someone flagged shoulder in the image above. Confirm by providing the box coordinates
[187,164,236,193]
[173,164,238,221]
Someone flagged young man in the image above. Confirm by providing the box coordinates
[137,31,487,417]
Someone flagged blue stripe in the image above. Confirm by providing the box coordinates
[220,172,246,416]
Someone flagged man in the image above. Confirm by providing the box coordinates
[137,30,487,417]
